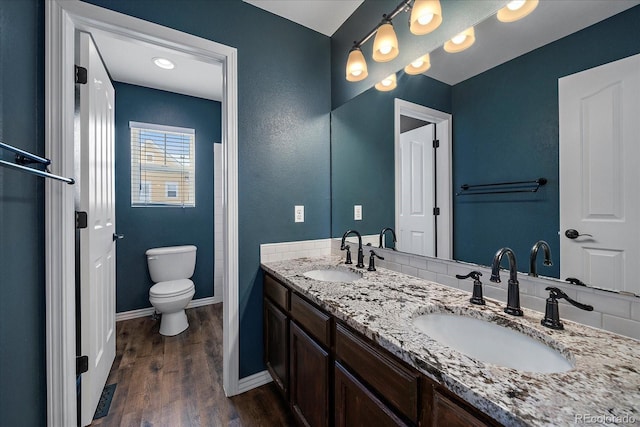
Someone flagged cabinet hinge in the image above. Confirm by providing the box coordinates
[433,139,440,148]
[433,207,440,216]
[76,355,89,375]
[75,211,88,229]
[75,65,88,84]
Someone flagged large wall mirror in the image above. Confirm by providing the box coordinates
[331,0,640,296]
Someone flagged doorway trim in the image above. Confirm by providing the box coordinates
[394,99,452,259]
[45,1,239,425]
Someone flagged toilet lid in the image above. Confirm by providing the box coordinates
[150,279,194,298]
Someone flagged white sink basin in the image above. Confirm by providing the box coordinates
[413,313,573,373]
[303,268,361,283]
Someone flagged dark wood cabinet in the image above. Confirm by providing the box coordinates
[335,323,419,423]
[290,322,330,427]
[264,298,289,398]
[335,362,410,427]
[262,272,501,427]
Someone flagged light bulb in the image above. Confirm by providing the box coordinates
[372,22,399,62]
[411,59,424,68]
[404,53,431,75]
[410,0,442,35]
[497,0,539,22]
[382,78,393,87]
[443,27,475,53]
[418,13,434,25]
[507,0,526,11]
[351,69,362,77]
[375,73,397,91]
[379,44,392,55]
[451,33,467,45]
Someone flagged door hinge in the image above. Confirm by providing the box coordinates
[433,139,440,148]
[75,65,88,84]
[75,211,88,229]
[76,355,89,375]
[433,207,440,216]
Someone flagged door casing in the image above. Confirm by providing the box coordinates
[45,2,239,426]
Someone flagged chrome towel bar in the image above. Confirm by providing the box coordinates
[0,141,74,185]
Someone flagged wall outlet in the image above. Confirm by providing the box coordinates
[354,205,362,221]
[295,205,304,223]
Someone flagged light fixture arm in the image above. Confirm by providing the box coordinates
[352,0,412,49]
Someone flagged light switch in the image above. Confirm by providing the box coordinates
[354,205,362,221]
[295,205,304,223]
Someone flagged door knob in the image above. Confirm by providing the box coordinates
[113,233,125,241]
[564,229,593,239]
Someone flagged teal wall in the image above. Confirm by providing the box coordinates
[113,82,220,313]
[452,5,640,276]
[85,0,332,379]
[331,74,451,238]
[0,1,46,425]
[0,0,331,423]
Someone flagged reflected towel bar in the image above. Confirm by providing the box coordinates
[0,141,74,184]
[456,178,546,196]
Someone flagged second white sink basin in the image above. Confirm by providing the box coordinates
[303,268,361,283]
[413,313,573,373]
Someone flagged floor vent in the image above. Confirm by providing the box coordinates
[93,383,117,420]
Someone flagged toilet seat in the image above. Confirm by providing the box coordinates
[150,279,194,299]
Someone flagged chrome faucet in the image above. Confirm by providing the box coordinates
[489,247,523,316]
[529,240,552,277]
[341,230,365,268]
[378,227,397,250]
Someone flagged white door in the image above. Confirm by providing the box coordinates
[78,32,117,426]
[398,123,435,256]
[559,53,640,295]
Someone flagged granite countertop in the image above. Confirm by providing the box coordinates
[261,255,640,427]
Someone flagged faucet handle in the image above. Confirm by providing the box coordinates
[456,271,482,281]
[565,277,586,287]
[456,271,485,305]
[367,250,384,271]
[342,244,352,265]
[541,287,594,330]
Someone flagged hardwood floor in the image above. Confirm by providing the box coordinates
[91,304,295,427]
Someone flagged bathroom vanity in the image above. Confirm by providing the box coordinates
[261,256,640,426]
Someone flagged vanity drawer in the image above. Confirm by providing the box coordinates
[290,293,331,348]
[335,322,419,423]
[264,274,289,312]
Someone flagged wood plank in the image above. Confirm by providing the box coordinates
[90,304,293,427]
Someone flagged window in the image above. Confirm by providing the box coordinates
[130,121,196,207]
[166,182,178,198]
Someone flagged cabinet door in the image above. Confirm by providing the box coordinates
[290,322,329,427]
[264,298,289,397]
[335,363,410,427]
[431,390,491,427]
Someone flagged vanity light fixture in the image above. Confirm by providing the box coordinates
[346,47,368,82]
[372,19,399,62]
[404,53,431,75]
[344,0,412,82]
[497,0,539,23]
[443,27,475,53]
[375,73,397,92]
[409,0,442,35]
[153,57,175,70]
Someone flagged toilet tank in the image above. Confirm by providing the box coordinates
[146,245,197,282]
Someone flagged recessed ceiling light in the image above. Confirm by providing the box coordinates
[153,57,175,70]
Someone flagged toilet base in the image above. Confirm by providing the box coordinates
[159,309,189,336]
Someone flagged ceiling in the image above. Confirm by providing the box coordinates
[90,0,639,102]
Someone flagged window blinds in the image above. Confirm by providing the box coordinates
[130,121,196,207]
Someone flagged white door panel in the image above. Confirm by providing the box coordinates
[559,53,640,295]
[398,124,434,256]
[79,32,116,426]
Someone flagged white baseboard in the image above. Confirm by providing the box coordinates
[115,296,222,322]
[237,370,273,394]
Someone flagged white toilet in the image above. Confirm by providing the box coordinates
[146,245,197,336]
